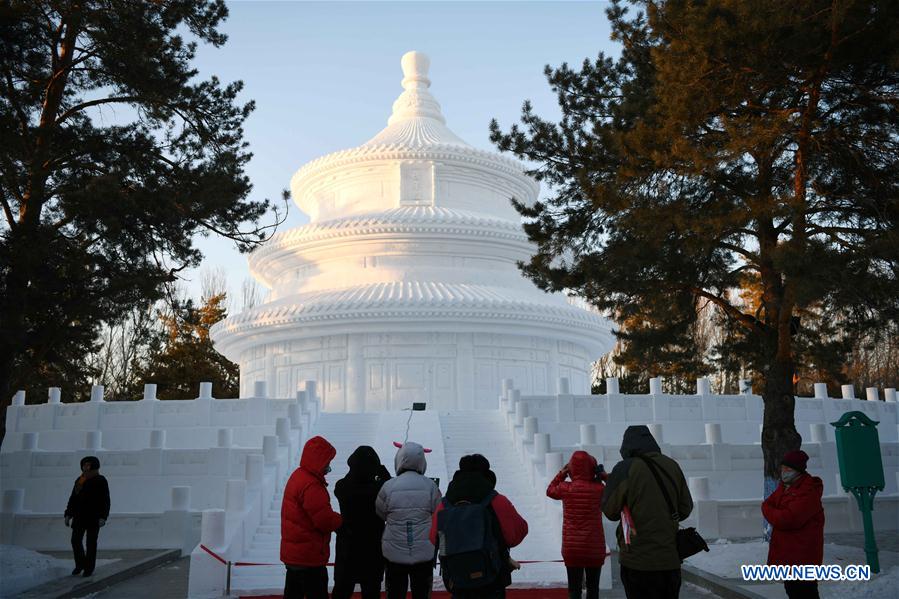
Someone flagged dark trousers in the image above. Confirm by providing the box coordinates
[784,581,820,599]
[284,565,328,599]
[452,590,505,599]
[620,565,681,599]
[71,524,99,574]
[566,566,601,599]
[331,575,382,599]
[385,560,433,599]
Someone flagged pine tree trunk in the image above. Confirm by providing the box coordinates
[760,355,802,511]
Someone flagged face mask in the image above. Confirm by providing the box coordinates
[324,465,332,475]
[781,469,800,484]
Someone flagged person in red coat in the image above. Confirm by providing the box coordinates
[429,454,529,599]
[547,450,607,599]
[761,449,825,599]
[280,435,343,599]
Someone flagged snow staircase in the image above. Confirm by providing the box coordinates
[230,408,581,595]
[229,410,447,595]
[438,410,568,588]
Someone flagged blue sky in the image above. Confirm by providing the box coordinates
[186,1,619,305]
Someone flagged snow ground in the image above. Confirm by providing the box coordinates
[685,538,899,599]
[0,545,118,597]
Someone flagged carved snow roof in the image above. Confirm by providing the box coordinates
[211,282,611,356]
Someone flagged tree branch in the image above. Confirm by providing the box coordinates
[688,287,767,333]
[56,95,143,125]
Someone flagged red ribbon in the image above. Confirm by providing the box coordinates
[203,546,608,568]
[199,544,228,565]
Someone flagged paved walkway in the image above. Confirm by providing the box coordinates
[85,552,720,598]
[89,555,189,599]
[18,550,173,599]
[825,531,899,554]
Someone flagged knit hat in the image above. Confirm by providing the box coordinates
[459,454,497,488]
[781,450,808,472]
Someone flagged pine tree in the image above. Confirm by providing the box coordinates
[490,0,899,487]
[0,1,285,439]
[133,293,238,400]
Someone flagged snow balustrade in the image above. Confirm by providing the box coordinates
[0,380,321,561]
[501,377,899,543]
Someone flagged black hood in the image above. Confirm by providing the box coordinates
[619,425,661,459]
[346,445,381,481]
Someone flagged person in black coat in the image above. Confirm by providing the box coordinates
[332,446,391,599]
[65,455,110,577]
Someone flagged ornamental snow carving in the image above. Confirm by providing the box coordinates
[210,51,614,410]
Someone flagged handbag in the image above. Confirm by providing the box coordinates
[636,455,710,560]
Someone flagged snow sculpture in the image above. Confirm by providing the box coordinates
[211,51,614,410]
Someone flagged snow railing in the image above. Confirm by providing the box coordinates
[0,485,202,554]
[501,377,899,543]
[187,380,321,599]
[3,380,320,452]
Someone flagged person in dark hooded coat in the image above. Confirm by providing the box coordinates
[601,426,693,599]
[332,446,392,599]
[64,455,110,577]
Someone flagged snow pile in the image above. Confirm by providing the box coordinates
[0,545,69,597]
[685,539,899,599]
[0,545,117,597]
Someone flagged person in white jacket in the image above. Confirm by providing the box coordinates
[376,442,442,599]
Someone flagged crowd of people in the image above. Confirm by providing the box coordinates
[277,424,826,599]
[60,425,826,599]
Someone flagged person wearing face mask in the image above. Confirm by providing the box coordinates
[761,449,825,599]
[64,456,110,577]
[280,435,343,599]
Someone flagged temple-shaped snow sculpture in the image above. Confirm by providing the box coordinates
[211,51,614,410]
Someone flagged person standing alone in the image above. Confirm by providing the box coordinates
[762,449,824,599]
[65,455,110,577]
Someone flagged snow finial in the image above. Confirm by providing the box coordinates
[388,51,445,126]
[401,51,431,90]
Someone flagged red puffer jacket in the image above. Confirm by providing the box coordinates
[280,436,343,566]
[762,473,825,566]
[546,450,607,567]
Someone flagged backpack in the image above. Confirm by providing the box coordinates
[436,490,503,591]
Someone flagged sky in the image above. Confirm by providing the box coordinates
[185,1,620,306]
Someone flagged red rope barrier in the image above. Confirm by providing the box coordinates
[200,544,228,565]
[204,545,608,568]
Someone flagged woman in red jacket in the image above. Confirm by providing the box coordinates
[762,449,825,599]
[281,435,343,599]
[547,450,607,599]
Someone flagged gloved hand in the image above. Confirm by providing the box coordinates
[64,516,72,527]
[98,518,106,528]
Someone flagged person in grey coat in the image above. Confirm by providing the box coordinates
[376,441,442,599]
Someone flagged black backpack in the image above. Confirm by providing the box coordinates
[436,490,503,591]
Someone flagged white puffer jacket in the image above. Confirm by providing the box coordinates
[375,442,442,564]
